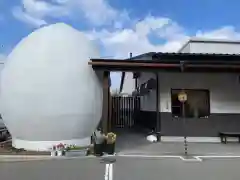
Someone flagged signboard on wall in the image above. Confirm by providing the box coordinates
[178,91,187,102]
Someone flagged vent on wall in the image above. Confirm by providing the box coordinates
[132,78,157,96]
[133,72,140,79]
[146,78,157,90]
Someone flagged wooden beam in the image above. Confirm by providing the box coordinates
[155,73,161,141]
[102,71,110,134]
[108,86,112,132]
[135,76,137,90]
[88,61,180,68]
[119,72,125,93]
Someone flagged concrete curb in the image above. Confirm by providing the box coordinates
[0,155,51,158]
[116,151,240,156]
[0,153,117,163]
[117,153,240,161]
[0,155,98,163]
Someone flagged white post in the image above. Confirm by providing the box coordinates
[51,151,56,156]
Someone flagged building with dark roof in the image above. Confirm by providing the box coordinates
[89,38,240,142]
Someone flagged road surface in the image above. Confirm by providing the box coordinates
[114,156,240,180]
[0,156,240,180]
[0,158,104,180]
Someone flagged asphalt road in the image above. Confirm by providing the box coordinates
[1,156,240,180]
[0,158,105,180]
[114,156,240,180]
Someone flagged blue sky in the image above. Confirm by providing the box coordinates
[1,0,240,89]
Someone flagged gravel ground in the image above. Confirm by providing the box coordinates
[0,147,50,156]
[0,141,50,156]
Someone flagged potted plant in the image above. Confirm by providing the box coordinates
[105,132,117,155]
[93,130,106,156]
[56,143,65,156]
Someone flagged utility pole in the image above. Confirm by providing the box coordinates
[178,90,188,156]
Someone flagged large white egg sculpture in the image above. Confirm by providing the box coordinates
[0,23,103,151]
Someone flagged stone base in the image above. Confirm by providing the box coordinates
[12,137,91,151]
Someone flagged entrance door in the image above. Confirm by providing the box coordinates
[111,96,140,130]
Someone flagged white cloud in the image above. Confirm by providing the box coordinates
[13,0,129,27]
[87,15,189,58]
[88,17,240,59]
[12,1,240,89]
[12,6,47,28]
[86,16,240,89]
[196,26,240,40]
[22,0,71,18]
[76,0,118,26]
[12,0,71,27]
[13,0,240,50]
[86,15,190,88]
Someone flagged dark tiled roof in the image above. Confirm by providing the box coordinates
[119,52,240,92]
[154,52,240,57]
[152,52,240,62]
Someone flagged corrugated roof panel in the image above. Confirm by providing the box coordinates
[154,52,240,57]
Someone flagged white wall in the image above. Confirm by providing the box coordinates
[139,72,240,114]
[178,43,190,53]
[0,62,5,128]
[139,73,156,111]
[180,40,240,54]
[121,72,135,95]
[121,54,153,95]
[0,63,5,71]
[190,42,240,54]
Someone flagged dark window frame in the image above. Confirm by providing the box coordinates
[170,88,210,118]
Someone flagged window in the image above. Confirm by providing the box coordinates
[171,89,210,118]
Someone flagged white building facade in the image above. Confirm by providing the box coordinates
[121,39,240,141]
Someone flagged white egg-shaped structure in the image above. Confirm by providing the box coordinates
[0,23,103,151]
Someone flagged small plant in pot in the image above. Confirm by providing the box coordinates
[65,144,86,151]
[56,143,65,156]
[64,144,88,156]
[105,132,117,155]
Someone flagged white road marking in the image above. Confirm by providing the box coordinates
[117,154,240,161]
[179,156,202,162]
[194,156,203,161]
[109,164,113,180]
[196,155,240,159]
[105,163,113,180]
[105,164,110,180]
[118,154,181,158]
[119,154,202,162]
